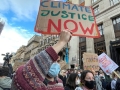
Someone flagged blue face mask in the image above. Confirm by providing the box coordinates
[48,63,61,78]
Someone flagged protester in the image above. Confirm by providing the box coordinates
[77,71,81,77]
[111,73,118,90]
[65,73,80,90]
[94,71,103,90]
[77,70,95,90]
[0,67,12,90]
[99,70,107,89]
[11,30,72,90]
[116,77,120,90]
[59,70,67,87]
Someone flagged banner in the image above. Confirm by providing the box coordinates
[35,1,100,38]
[83,53,99,71]
[98,53,119,75]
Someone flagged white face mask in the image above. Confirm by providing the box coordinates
[76,79,80,85]
[78,74,81,77]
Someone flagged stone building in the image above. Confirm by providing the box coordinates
[64,0,120,70]
[12,0,120,70]
[78,0,120,70]
[12,34,69,71]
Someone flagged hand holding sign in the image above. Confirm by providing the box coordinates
[59,29,72,43]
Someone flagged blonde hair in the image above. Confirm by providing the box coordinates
[60,70,66,76]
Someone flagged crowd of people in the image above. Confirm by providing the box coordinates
[0,30,120,90]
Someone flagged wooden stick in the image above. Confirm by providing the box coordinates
[113,71,120,79]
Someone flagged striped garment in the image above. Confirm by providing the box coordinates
[11,47,64,90]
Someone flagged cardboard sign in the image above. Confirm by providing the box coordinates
[98,53,119,75]
[35,1,100,38]
[83,53,99,71]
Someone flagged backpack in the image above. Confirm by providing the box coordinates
[0,86,10,90]
[116,79,120,90]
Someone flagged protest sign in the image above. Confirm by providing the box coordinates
[98,53,119,75]
[83,53,99,71]
[35,1,100,38]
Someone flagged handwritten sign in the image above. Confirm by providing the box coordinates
[98,53,119,75]
[35,1,100,38]
[83,53,99,71]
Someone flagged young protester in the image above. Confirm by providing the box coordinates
[11,30,72,90]
[76,70,96,90]
[65,73,80,90]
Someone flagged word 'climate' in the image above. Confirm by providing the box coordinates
[40,1,91,13]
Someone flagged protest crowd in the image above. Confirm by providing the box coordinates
[0,30,120,90]
[0,0,120,90]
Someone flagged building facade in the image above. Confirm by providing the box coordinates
[79,0,120,70]
[12,34,69,71]
[12,0,120,70]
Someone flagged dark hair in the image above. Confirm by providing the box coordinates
[58,51,63,57]
[66,73,78,89]
[0,67,9,76]
[81,70,94,83]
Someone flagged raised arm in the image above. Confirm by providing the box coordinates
[11,30,72,90]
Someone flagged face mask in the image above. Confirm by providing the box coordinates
[76,79,80,85]
[78,74,81,77]
[85,80,95,89]
[48,63,60,78]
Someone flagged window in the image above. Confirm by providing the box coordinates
[98,24,104,35]
[94,6,99,15]
[112,16,120,31]
[79,37,86,42]
[92,0,98,3]
[110,0,120,6]
[94,41,106,55]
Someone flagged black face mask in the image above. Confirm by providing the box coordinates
[84,80,95,89]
